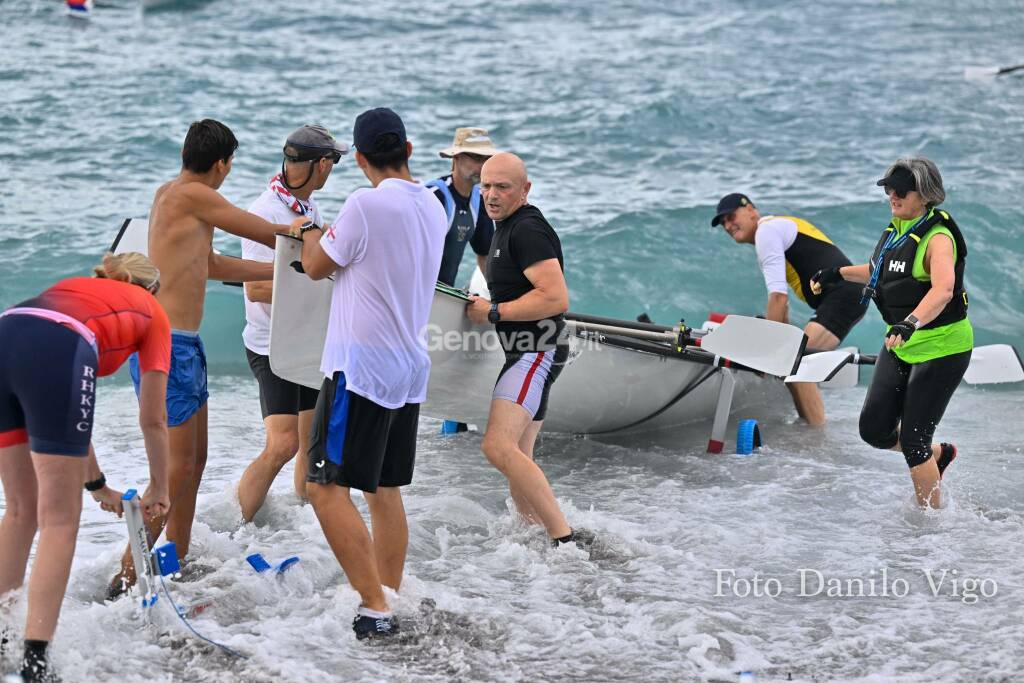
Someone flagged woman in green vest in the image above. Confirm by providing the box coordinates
[810,157,972,507]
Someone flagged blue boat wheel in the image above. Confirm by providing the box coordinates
[736,419,762,455]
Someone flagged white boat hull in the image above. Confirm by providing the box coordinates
[269,234,785,435]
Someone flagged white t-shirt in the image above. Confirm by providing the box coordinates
[241,189,322,355]
[318,178,447,408]
[754,215,798,295]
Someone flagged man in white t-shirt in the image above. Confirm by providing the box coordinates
[236,125,347,521]
[712,193,867,425]
[291,108,446,640]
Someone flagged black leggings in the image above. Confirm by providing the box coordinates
[859,347,971,468]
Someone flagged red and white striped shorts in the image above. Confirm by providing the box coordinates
[492,345,569,421]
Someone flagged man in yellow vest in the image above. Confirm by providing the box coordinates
[712,193,867,424]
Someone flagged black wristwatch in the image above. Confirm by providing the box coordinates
[905,314,921,330]
[299,221,323,237]
[487,302,501,324]
[84,473,106,492]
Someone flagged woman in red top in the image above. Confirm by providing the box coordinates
[0,252,171,682]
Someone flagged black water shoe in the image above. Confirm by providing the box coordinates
[20,640,59,683]
[937,443,957,478]
[552,527,596,550]
[352,614,400,640]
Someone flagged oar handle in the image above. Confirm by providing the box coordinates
[804,348,878,365]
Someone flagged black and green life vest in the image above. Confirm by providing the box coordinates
[867,209,968,329]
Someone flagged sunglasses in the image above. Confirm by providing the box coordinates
[286,150,344,164]
[883,185,912,199]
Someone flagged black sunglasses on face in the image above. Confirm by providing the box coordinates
[884,185,911,199]
[286,149,343,164]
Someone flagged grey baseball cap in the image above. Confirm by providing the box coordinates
[283,125,349,162]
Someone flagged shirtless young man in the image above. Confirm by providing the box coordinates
[108,119,306,595]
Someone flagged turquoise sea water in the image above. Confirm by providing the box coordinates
[2,0,1023,370]
[2,1,1024,681]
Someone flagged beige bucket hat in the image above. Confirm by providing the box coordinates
[439,127,501,158]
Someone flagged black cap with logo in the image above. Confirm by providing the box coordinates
[711,193,753,227]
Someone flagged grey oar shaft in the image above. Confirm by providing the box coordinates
[568,320,679,344]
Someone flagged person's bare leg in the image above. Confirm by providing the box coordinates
[481,399,571,539]
[892,434,945,506]
[786,382,826,426]
[363,486,407,592]
[910,458,942,508]
[508,421,542,524]
[167,404,207,559]
[786,321,840,426]
[238,413,299,522]
[110,412,199,593]
[23,452,85,641]
[804,321,840,352]
[0,443,38,598]
[293,409,314,501]
[308,483,388,612]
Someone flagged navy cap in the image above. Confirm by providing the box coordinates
[876,166,917,195]
[353,108,407,155]
[711,193,753,227]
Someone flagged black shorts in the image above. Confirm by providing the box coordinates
[306,372,419,493]
[246,348,320,418]
[0,314,99,456]
[810,282,868,342]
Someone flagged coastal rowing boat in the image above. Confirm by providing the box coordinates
[266,233,792,443]
[110,220,807,448]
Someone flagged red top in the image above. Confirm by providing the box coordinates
[21,277,171,377]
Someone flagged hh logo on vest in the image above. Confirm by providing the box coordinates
[888,260,907,273]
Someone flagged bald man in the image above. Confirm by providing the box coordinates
[466,153,593,550]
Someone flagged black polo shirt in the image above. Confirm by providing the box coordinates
[485,204,565,351]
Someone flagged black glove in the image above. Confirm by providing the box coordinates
[886,319,916,344]
[811,267,843,289]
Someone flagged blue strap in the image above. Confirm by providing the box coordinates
[428,178,484,229]
[426,178,456,228]
[470,184,481,227]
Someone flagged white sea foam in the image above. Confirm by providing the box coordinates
[3,378,1022,681]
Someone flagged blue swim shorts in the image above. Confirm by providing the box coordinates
[130,329,208,427]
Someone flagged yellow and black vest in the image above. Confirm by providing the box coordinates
[774,216,853,308]
[867,209,968,329]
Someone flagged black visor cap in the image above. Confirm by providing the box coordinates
[876,166,917,196]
